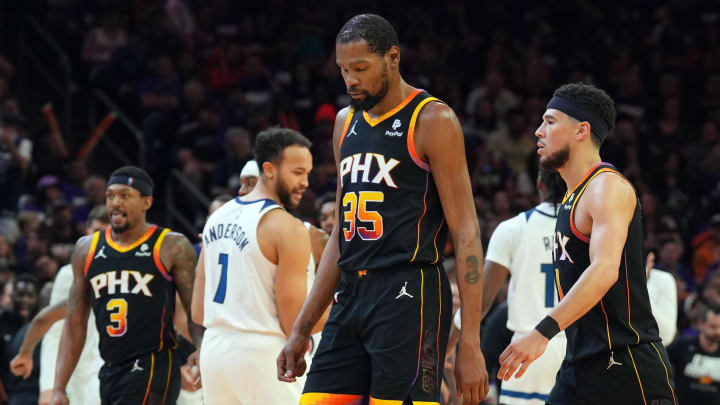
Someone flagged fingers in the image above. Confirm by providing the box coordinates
[276,350,297,382]
[483,372,490,398]
[515,360,531,379]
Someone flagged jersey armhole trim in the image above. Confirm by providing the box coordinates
[569,168,619,243]
[153,228,173,281]
[337,109,355,152]
[407,97,441,172]
[83,231,101,276]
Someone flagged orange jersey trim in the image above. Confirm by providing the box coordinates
[599,300,612,350]
[554,268,565,300]
[370,398,439,405]
[431,218,445,264]
[650,342,678,405]
[161,349,172,405]
[411,173,429,262]
[362,88,423,127]
[407,97,440,172]
[626,346,648,405]
[338,109,355,152]
[106,225,157,253]
[141,352,156,405]
[568,167,618,243]
[562,162,604,204]
[84,231,101,276]
[300,393,364,404]
[624,250,641,344]
[153,228,172,281]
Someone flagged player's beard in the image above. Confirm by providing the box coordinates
[112,222,130,234]
[349,64,390,111]
[275,176,299,209]
[539,142,571,170]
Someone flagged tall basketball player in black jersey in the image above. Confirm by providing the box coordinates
[50,166,201,405]
[498,83,677,404]
[277,14,489,405]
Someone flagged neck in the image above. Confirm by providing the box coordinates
[366,78,412,117]
[557,148,602,195]
[244,178,283,207]
[111,220,150,245]
[699,333,719,353]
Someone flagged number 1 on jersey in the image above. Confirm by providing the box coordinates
[213,253,229,303]
[540,263,555,308]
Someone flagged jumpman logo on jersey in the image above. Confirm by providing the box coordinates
[131,359,144,372]
[94,246,107,259]
[395,282,413,299]
[606,351,622,369]
[347,120,358,137]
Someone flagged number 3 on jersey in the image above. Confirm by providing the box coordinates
[343,191,384,241]
[106,298,128,337]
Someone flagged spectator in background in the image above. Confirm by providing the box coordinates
[72,175,107,235]
[646,252,678,345]
[316,192,335,235]
[667,302,720,405]
[0,112,31,217]
[656,237,696,302]
[0,274,39,396]
[81,11,128,65]
[210,127,252,197]
[692,214,720,284]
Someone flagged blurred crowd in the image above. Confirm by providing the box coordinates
[1,0,720,403]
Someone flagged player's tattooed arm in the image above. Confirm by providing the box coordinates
[162,232,204,347]
[464,255,481,284]
[52,235,92,395]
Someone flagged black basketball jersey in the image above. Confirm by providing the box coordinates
[554,162,660,362]
[84,225,177,365]
[337,89,448,271]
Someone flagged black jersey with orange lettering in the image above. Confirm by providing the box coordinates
[553,162,661,362]
[337,89,448,271]
[84,225,177,365]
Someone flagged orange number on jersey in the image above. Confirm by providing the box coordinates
[106,298,128,337]
[343,191,384,241]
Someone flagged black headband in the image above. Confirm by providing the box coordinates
[108,175,153,196]
[547,95,611,141]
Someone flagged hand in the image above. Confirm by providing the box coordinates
[38,390,52,405]
[454,339,489,404]
[185,350,201,389]
[9,352,33,379]
[498,330,548,382]
[277,332,308,383]
[49,390,69,405]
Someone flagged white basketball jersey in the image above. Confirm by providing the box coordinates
[201,197,285,336]
[485,202,562,334]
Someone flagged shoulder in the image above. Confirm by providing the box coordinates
[585,171,636,212]
[261,208,306,234]
[162,231,192,248]
[71,234,96,261]
[159,230,196,265]
[307,223,328,242]
[416,100,458,129]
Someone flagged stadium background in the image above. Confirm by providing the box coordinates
[0,0,719,404]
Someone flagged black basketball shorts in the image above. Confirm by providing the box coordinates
[99,348,181,405]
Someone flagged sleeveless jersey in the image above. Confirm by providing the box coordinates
[337,89,448,271]
[84,225,177,365]
[554,162,660,362]
[201,197,287,337]
[486,202,565,334]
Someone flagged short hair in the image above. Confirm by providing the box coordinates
[109,166,154,190]
[553,83,617,146]
[539,168,566,204]
[13,273,39,291]
[315,192,336,211]
[88,205,109,224]
[336,14,399,56]
[700,300,720,322]
[253,127,312,171]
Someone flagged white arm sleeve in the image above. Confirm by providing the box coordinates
[39,265,74,392]
[484,215,524,272]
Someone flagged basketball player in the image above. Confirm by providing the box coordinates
[477,168,566,405]
[498,83,677,404]
[238,159,259,196]
[191,127,325,404]
[10,206,109,405]
[49,166,201,405]
[278,14,489,404]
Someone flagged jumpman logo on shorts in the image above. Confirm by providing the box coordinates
[131,359,144,373]
[395,282,413,299]
[94,246,107,259]
[606,351,622,369]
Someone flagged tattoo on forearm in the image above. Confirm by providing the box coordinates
[464,255,480,284]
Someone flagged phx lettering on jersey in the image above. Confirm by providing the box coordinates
[339,153,399,188]
[90,270,154,299]
[204,222,250,250]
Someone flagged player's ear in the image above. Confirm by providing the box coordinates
[262,161,276,180]
[576,121,591,142]
[143,196,153,211]
[386,46,400,68]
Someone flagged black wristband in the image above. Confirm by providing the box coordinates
[535,316,560,340]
